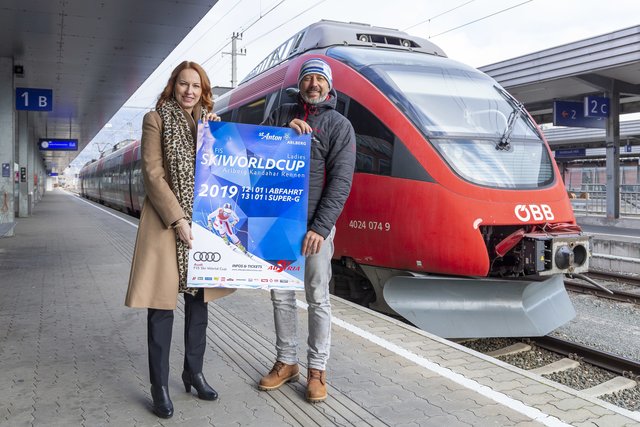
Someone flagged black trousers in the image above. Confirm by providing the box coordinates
[147,289,208,386]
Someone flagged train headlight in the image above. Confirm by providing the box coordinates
[572,244,588,267]
[554,242,589,271]
[554,245,572,270]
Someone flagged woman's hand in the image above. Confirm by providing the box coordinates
[205,112,222,122]
[174,218,194,249]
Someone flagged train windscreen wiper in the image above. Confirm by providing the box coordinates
[493,85,534,151]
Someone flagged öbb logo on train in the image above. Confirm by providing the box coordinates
[514,204,555,222]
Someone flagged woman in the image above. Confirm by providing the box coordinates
[125,61,234,419]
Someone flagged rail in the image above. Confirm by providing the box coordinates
[531,336,640,377]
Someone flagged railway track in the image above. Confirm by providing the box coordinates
[384,270,640,411]
[564,271,640,305]
[587,270,640,287]
[334,268,640,412]
[532,336,640,377]
[459,336,640,411]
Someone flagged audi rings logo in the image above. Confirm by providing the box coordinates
[192,251,221,262]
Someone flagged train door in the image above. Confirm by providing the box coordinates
[334,92,436,271]
[333,94,396,265]
[131,144,144,215]
[122,145,135,214]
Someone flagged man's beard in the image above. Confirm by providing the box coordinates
[300,91,328,105]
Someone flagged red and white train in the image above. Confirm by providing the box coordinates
[80,21,590,338]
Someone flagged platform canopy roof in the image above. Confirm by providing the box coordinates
[0,0,217,173]
[480,25,640,139]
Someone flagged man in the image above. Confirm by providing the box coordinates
[259,58,356,402]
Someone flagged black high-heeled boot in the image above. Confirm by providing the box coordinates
[182,371,218,400]
[150,385,174,418]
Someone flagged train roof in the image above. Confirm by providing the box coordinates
[80,139,139,171]
[240,20,447,85]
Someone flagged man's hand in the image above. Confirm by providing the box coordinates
[289,118,312,134]
[302,230,324,256]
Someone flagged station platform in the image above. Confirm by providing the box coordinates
[2,190,639,427]
[578,219,640,275]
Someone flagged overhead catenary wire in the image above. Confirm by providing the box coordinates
[429,0,534,38]
[80,0,534,166]
[403,0,476,32]
[85,0,338,151]
[201,0,288,67]
[205,0,329,88]
[243,0,329,48]
[77,1,261,161]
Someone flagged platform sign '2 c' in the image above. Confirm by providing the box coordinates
[584,96,610,118]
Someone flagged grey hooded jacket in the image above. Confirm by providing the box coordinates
[262,89,356,239]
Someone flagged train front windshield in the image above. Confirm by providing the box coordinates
[328,47,554,189]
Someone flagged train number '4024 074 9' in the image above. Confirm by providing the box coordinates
[348,220,391,232]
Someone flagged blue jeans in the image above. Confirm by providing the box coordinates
[270,227,335,370]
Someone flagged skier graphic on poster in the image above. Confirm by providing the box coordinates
[207,202,247,254]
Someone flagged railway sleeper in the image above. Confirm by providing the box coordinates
[582,376,638,398]
[462,338,640,409]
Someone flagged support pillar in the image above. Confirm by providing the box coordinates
[26,116,35,213]
[17,110,29,217]
[0,57,15,237]
[605,84,620,219]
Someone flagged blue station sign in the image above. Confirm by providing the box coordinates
[554,148,586,158]
[16,88,53,111]
[553,101,605,129]
[38,139,78,151]
[584,96,610,118]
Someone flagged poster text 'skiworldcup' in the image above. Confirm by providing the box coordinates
[201,153,305,172]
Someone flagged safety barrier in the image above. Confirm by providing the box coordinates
[570,190,640,216]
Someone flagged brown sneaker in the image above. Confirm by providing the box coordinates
[258,361,300,391]
[306,368,327,402]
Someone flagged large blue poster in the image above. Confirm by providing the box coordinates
[187,121,311,290]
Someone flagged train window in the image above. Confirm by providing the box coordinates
[237,98,266,125]
[346,99,393,175]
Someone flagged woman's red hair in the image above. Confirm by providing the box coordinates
[156,61,213,111]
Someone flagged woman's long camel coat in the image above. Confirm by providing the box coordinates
[125,109,234,309]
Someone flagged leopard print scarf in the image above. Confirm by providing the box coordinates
[157,98,206,295]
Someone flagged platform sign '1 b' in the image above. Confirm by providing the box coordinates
[15,88,53,111]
